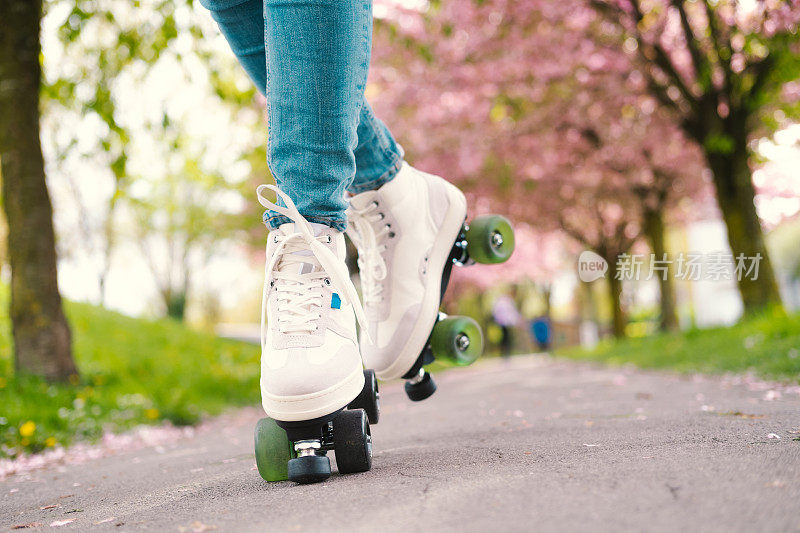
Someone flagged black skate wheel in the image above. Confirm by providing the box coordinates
[287,454,331,484]
[348,369,380,424]
[333,409,373,474]
[404,371,437,401]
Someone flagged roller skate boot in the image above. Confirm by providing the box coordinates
[252,185,379,484]
[347,163,515,401]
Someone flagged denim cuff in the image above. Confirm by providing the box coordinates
[198,0,253,12]
[348,155,404,194]
[263,211,347,233]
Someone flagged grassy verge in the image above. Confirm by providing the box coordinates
[557,309,800,383]
[0,295,260,458]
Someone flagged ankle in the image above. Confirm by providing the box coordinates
[348,160,405,195]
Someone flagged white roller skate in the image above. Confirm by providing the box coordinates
[253,185,379,484]
[347,163,515,400]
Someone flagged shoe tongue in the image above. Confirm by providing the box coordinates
[348,190,380,210]
[277,221,326,237]
[276,222,332,275]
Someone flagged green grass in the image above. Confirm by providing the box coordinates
[557,309,800,383]
[0,294,260,458]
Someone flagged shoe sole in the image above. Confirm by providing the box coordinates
[262,368,365,422]
[375,179,467,380]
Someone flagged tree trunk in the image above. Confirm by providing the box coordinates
[165,291,187,321]
[0,0,77,380]
[705,135,782,315]
[579,280,597,325]
[603,254,626,338]
[541,283,552,318]
[642,207,679,332]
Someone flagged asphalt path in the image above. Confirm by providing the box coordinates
[2,355,799,532]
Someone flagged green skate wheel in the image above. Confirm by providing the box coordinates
[430,316,483,366]
[465,215,515,264]
[254,417,294,482]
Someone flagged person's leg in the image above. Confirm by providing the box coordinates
[350,101,404,194]
[500,326,512,357]
[202,0,378,231]
[199,0,268,93]
[200,0,402,200]
[261,0,373,232]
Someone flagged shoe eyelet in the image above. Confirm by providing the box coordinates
[389,232,396,238]
[385,224,391,229]
[379,213,385,220]
[372,200,379,207]
[273,235,278,243]
[326,235,332,243]
[269,280,275,288]
[324,278,331,286]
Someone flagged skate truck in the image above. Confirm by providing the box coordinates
[254,215,515,484]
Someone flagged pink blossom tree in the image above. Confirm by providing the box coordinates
[589,0,800,314]
[371,0,710,336]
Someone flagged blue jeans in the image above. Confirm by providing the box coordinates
[199,0,404,231]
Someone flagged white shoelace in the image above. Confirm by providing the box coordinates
[257,185,370,348]
[347,201,392,307]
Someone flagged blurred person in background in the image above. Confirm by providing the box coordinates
[491,292,522,357]
[199,1,471,430]
[530,316,551,352]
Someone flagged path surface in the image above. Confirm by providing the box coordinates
[2,355,799,532]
